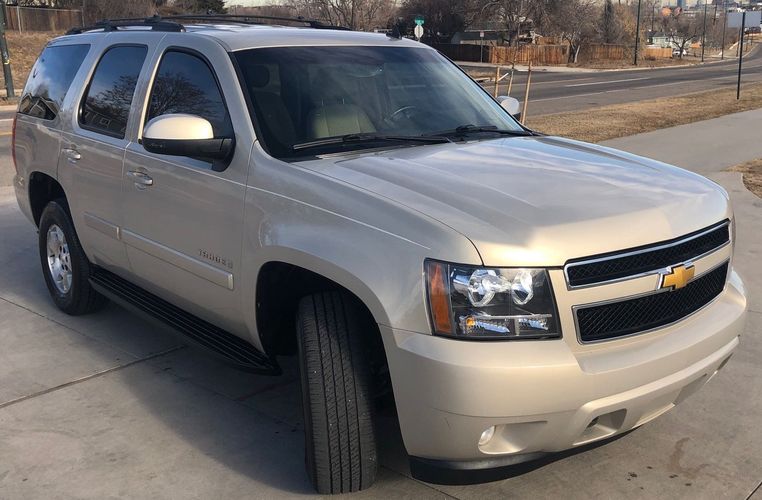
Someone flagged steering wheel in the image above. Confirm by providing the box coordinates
[387,105,420,124]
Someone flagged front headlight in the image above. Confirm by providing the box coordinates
[425,260,560,340]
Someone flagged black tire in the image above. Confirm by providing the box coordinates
[38,199,107,315]
[297,291,378,494]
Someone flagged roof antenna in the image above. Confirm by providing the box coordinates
[386,22,402,40]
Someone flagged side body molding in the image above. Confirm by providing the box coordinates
[121,229,235,291]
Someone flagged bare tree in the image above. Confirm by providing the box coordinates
[659,8,700,58]
[490,0,539,46]
[545,0,597,63]
[399,0,481,42]
[20,0,162,22]
[286,0,396,31]
[83,0,157,23]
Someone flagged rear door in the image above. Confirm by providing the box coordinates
[121,36,251,334]
[57,37,156,274]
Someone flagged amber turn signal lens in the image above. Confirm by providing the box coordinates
[426,261,453,335]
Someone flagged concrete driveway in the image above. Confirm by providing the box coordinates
[0,110,760,499]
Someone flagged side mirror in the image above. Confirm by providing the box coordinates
[143,114,234,162]
[497,96,521,118]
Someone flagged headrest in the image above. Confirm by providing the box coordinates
[246,65,270,89]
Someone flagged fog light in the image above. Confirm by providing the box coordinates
[478,426,496,446]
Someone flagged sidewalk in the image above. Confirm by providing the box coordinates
[603,108,762,177]
[603,108,762,316]
[0,112,761,499]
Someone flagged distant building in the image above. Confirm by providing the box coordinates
[451,24,537,46]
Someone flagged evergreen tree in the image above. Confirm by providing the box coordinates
[192,0,227,14]
[600,0,619,44]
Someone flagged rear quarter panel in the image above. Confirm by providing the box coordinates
[13,115,61,224]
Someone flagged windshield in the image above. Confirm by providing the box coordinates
[234,46,523,158]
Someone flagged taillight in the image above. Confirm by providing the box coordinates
[11,114,18,174]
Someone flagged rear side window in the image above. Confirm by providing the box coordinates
[80,45,147,139]
[146,50,233,138]
[19,44,90,120]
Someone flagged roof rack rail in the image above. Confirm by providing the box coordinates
[161,14,349,30]
[66,15,185,35]
[65,14,349,35]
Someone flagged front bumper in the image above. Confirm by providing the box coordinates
[380,270,746,482]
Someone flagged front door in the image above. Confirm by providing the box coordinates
[121,38,250,334]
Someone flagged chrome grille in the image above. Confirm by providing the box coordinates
[565,221,729,288]
[575,262,729,343]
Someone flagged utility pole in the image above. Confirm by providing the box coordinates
[0,1,14,99]
[634,0,642,65]
[721,0,728,60]
[737,10,745,99]
[701,1,708,62]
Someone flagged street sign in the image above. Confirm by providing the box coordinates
[728,10,761,29]
[414,15,424,26]
[480,31,485,38]
[414,24,423,40]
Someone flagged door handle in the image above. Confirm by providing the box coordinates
[126,170,154,188]
[62,147,81,163]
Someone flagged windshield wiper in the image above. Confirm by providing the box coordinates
[291,132,452,152]
[429,124,535,138]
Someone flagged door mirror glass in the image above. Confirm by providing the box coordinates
[497,96,521,117]
[143,114,233,161]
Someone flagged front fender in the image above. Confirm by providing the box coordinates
[239,156,482,351]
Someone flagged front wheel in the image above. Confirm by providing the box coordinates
[38,199,106,315]
[297,291,378,494]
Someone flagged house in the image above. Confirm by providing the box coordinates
[648,30,689,49]
[450,30,504,45]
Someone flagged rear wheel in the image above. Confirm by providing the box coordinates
[297,291,378,494]
[38,199,106,315]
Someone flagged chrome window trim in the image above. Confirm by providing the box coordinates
[564,220,730,290]
[572,259,731,345]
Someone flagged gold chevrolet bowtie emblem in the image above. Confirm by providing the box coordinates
[659,264,695,291]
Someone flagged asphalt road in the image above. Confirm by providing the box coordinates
[479,46,762,116]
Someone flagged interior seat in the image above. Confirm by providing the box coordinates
[306,71,376,139]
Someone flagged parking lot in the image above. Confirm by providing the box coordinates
[1,108,761,499]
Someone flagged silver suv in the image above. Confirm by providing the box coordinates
[12,16,747,494]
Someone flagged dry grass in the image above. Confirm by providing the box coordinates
[729,159,762,198]
[526,82,762,143]
[572,57,697,70]
[2,32,60,97]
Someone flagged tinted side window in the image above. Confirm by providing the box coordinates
[147,51,233,137]
[80,45,147,138]
[19,44,90,120]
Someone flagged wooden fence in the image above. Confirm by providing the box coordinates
[432,43,644,65]
[643,47,674,59]
[430,43,485,62]
[579,44,628,61]
[489,44,568,65]
[4,6,82,32]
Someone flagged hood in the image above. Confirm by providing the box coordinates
[298,136,730,266]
